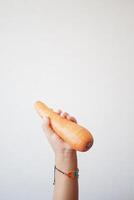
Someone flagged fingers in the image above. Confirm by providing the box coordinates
[67,116,77,123]
[60,112,68,118]
[55,109,77,123]
[57,109,62,114]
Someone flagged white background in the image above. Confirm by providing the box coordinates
[0,1,134,200]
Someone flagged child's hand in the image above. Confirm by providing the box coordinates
[42,110,77,156]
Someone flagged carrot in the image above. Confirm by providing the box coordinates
[34,101,94,152]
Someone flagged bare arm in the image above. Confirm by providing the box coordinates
[42,110,79,200]
[54,150,78,200]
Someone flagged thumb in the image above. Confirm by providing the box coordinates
[42,117,54,139]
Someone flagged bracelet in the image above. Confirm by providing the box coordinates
[53,166,79,185]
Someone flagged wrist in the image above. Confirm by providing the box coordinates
[55,150,78,171]
[55,149,76,158]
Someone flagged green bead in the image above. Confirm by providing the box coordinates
[74,172,79,177]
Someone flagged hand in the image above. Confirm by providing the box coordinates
[42,109,77,156]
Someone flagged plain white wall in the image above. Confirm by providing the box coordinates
[0,1,134,200]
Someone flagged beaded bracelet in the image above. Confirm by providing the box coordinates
[53,166,79,185]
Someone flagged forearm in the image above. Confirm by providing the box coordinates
[53,150,78,200]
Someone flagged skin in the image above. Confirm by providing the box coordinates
[42,109,78,200]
